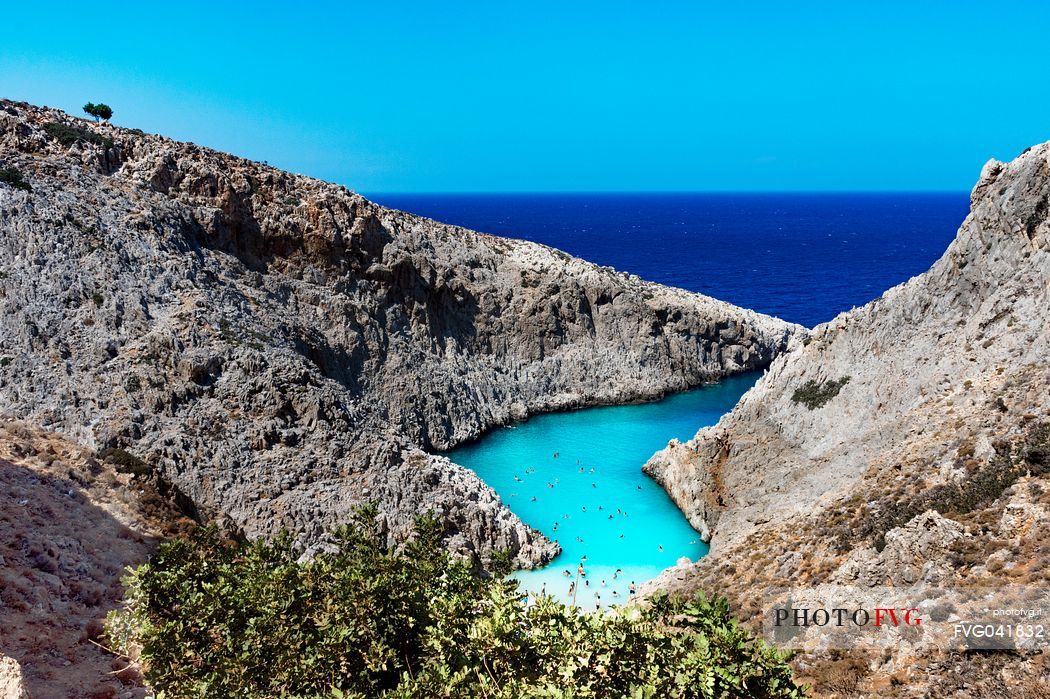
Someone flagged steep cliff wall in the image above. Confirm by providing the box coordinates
[0,100,800,567]
[644,144,1050,695]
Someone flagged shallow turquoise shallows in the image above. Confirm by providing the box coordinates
[444,372,759,610]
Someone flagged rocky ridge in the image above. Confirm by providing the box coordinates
[643,143,1050,695]
[0,100,800,567]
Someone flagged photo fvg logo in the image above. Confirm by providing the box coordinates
[774,607,922,628]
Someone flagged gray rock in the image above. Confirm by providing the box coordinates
[0,100,801,567]
[646,143,1050,554]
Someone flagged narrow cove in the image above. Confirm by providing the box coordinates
[444,372,760,609]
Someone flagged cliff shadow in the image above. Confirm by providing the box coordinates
[0,456,168,697]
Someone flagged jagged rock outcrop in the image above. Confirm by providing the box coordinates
[0,655,29,699]
[644,143,1050,695]
[646,144,1049,551]
[0,100,800,567]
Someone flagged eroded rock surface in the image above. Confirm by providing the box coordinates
[0,655,29,699]
[0,100,800,567]
[645,144,1050,696]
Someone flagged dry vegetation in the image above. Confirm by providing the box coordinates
[652,366,1050,697]
[0,419,193,698]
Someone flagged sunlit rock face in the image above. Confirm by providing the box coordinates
[0,100,800,568]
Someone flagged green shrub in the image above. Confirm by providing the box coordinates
[790,376,850,410]
[98,447,151,477]
[847,421,1050,552]
[0,166,31,191]
[43,121,113,149]
[107,507,803,699]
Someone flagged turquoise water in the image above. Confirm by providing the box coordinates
[445,373,759,609]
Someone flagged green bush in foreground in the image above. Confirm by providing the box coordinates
[107,507,803,699]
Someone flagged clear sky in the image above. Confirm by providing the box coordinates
[2,1,1048,192]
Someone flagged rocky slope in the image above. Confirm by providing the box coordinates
[644,145,1050,695]
[0,100,800,568]
[0,419,177,698]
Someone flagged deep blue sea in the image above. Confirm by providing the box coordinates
[369,192,969,606]
[369,193,969,328]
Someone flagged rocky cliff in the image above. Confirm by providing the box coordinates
[644,145,1050,695]
[0,100,800,567]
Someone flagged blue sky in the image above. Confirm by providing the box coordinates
[2,1,1048,192]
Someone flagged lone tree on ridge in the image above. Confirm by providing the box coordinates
[83,102,113,122]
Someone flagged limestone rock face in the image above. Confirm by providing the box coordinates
[0,100,800,566]
[646,143,1050,552]
[831,510,965,587]
[643,141,1050,694]
[0,656,29,699]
